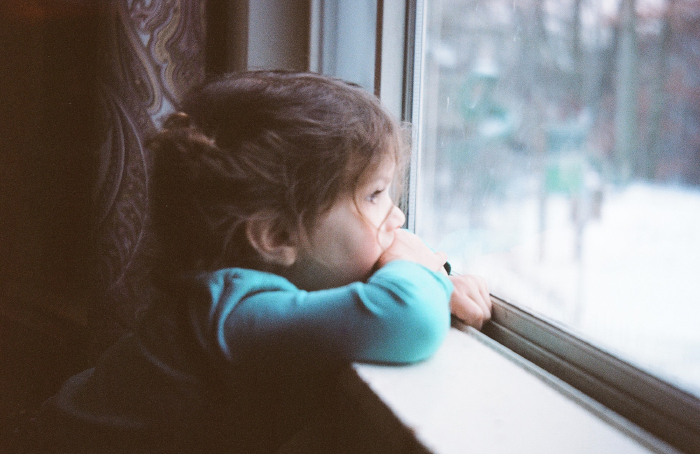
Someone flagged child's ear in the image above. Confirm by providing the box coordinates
[245,217,298,267]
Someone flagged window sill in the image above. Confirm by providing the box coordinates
[344,327,680,454]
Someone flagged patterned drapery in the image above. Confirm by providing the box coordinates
[93,0,206,348]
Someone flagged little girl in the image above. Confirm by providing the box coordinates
[36,71,491,453]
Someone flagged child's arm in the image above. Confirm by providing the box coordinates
[375,229,492,329]
[190,260,453,366]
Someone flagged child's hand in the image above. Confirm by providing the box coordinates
[449,274,492,330]
[376,229,448,273]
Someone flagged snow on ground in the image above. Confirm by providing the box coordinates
[431,182,700,398]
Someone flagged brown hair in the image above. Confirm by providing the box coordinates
[148,71,408,277]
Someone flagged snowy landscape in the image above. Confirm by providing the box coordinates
[423,182,700,398]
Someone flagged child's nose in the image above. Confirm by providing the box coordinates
[384,205,406,231]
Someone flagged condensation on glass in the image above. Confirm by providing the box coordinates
[416,0,700,398]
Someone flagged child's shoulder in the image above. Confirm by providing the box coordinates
[192,267,297,290]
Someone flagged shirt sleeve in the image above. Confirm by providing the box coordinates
[188,260,453,365]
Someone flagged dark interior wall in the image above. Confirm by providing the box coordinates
[38,8,97,297]
[206,0,310,74]
[0,1,208,440]
[247,0,310,71]
[0,2,96,311]
[0,8,42,298]
[0,0,100,439]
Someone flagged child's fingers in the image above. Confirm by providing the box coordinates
[468,275,491,316]
[377,230,449,273]
[449,275,492,328]
[450,293,488,330]
[468,275,492,316]
[479,279,492,313]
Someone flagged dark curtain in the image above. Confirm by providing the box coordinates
[93,0,207,350]
[0,1,209,436]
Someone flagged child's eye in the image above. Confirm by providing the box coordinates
[367,189,383,204]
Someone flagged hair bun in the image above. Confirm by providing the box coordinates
[163,111,192,130]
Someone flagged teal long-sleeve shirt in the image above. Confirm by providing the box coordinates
[37,260,453,452]
[194,260,453,365]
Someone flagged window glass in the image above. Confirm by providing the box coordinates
[416,0,700,398]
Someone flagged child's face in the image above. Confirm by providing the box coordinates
[293,156,406,290]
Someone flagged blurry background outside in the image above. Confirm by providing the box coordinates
[416,0,700,398]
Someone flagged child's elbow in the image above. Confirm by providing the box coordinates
[394,303,450,363]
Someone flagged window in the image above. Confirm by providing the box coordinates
[407,0,700,451]
[415,0,699,397]
[301,0,699,450]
